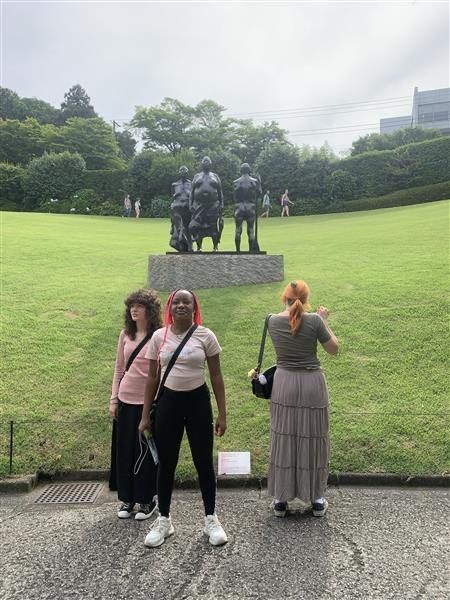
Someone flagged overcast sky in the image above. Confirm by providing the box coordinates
[1,0,448,155]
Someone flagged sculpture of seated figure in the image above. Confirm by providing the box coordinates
[233,163,262,252]
[189,156,224,252]
[169,166,193,252]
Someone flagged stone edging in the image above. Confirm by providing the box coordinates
[1,470,449,494]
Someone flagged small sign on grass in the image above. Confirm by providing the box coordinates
[218,451,251,475]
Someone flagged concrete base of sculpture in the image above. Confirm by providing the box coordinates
[148,253,284,291]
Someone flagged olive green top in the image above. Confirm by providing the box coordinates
[267,313,331,370]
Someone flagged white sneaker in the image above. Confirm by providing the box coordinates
[204,514,228,546]
[144,516,174,547]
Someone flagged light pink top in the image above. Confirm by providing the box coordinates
[146,326,221,392]
[110,330,151,406]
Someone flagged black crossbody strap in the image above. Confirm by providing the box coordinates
[257,315,271,371]
[124,333,152,373]
[157,323,198,395]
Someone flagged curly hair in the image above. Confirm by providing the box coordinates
[281,280,311,335]
[123,289,163,339]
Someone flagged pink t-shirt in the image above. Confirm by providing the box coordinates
[110,330,151,405]
[146,325,222,392]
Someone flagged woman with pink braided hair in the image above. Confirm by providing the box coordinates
[138,289,228,548]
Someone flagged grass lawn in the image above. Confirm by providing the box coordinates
[1,201,449,478]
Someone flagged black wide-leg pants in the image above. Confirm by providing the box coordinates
[115,401,157,505]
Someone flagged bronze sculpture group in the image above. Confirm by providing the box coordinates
[169,157,262,253]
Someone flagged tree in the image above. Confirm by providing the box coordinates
[23,151,86,210]
[0,118,44,164]
[148,150,197,198]
[61,117,125,169]
[0,163,25,210]
[351,127,442,155]
[189,99,239,157]
[234,120,289,166]
[115,129,137,160]
[60,84,97,121]
[21,97,61,125]
[296,154,334,199]
[131,98,195,153]
[127,150,154,201]
[255,143,301,199]
[0,87,26,120]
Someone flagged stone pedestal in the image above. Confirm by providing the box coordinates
[148,253,284,291]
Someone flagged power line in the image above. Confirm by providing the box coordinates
[258,102,410,121]
[289,127,379,137]
[290,122,379,134]
[227,95,411,118]
[105,96,412,124]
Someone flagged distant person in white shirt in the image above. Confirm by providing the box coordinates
[135,198,141,218]
[262,190,271,218]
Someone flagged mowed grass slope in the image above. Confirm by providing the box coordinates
[1,201,449,477]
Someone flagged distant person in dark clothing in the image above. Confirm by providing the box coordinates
[281,189,293,217]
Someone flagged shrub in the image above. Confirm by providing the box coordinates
[255,143,301,199]
[329,180,450,213]
[148,196,171,218]
[70,188,101,213]
[0,163,25,210]
[337,136,450,198]
[324,169,357,202]
[83,169,128,202]
[23,151,86,211]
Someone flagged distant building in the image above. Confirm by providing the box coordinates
[380,87,450,134]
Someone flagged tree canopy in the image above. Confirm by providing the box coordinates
[60,84,97,121]
[351,127,442,155]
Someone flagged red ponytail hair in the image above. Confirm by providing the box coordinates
[281,280,310,335]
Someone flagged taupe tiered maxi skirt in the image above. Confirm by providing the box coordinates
[268,367,330,504]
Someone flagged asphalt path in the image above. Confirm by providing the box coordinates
[0,485,449,599]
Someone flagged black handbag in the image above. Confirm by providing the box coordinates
[251,315,277,399]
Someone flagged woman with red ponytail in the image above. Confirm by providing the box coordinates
[138,289,228,548]
[266,280,339,518]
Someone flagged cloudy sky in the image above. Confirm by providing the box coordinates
[1,0,448,155]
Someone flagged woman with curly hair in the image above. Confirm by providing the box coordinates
[267,280,338,518]
[110,289,162,520]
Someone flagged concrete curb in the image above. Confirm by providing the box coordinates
[0,473,38,493]
[0,470,449,494]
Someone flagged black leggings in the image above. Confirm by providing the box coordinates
[154,384,216,517]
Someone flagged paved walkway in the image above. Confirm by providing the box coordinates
[0,484,449,599]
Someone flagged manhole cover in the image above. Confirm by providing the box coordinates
[34,482,102,504]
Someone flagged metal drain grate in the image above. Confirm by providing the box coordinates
[34,482,102,504]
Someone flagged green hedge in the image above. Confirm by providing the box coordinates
[0,162,25,210]
[83,169,128,202]
[332,180,450,213]
[337,136,450,198]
